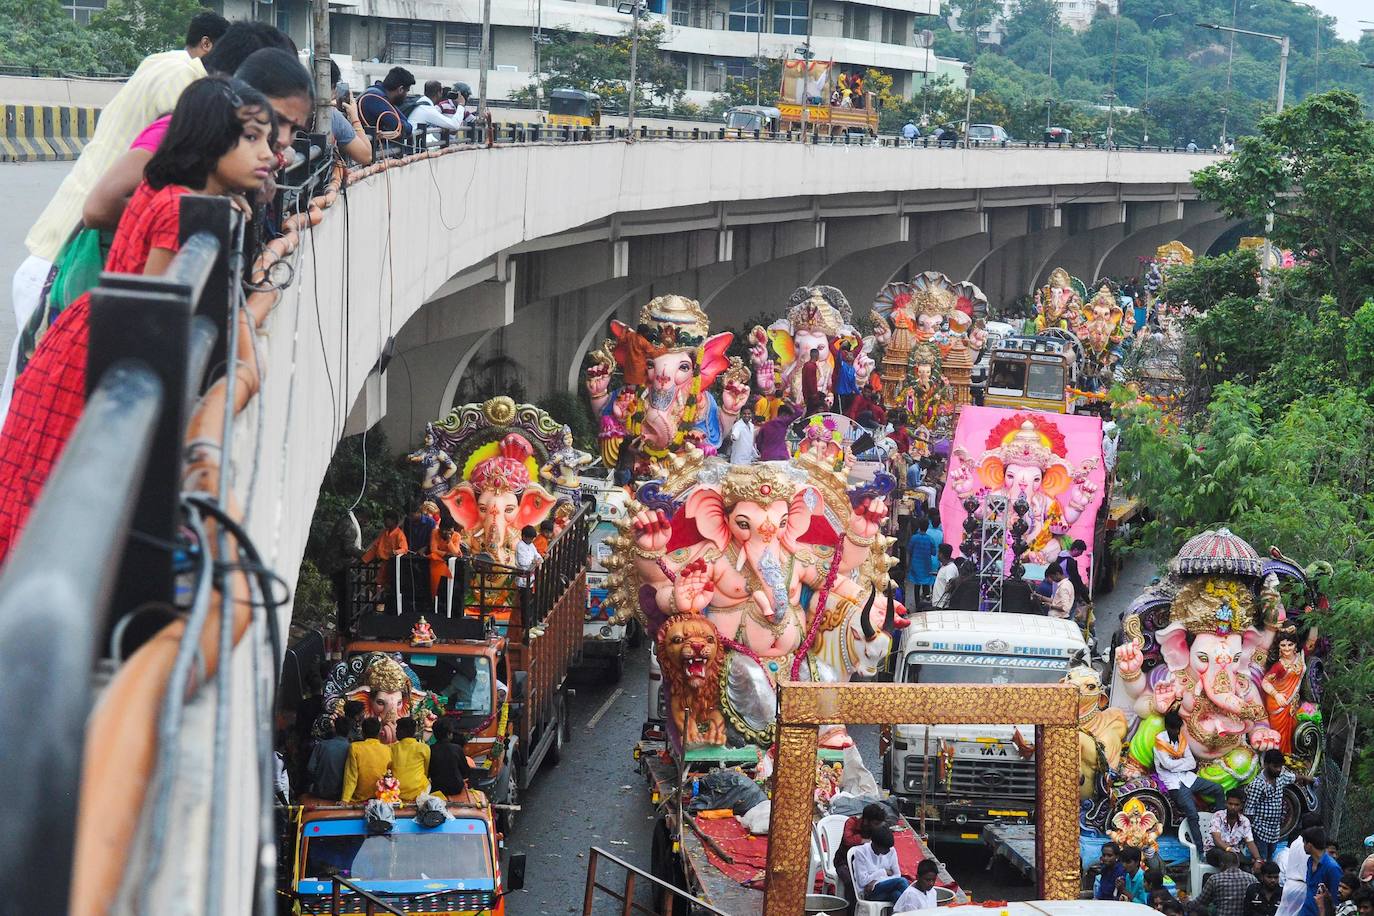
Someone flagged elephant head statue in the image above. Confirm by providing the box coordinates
[440,432,557,564]
[668,466,837,621]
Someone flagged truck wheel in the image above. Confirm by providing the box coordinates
[608,651,625,683]
[499,777,518,836]
[548,694,567,766]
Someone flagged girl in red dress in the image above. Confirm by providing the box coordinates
[0,76,281,563]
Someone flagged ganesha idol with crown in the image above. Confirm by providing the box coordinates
[585,295,749,473]
[1106,529,1329,828]
[603,448,908,751]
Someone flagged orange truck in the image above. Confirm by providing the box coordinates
[777,59,879,138]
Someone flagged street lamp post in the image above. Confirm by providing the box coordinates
[1142,11,1175,144]
[1197,22,1290,114]
[796,39,814,141]
[617,0,645,137]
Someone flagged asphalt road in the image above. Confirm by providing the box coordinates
[510,553,1159,914]
[0,161,72,381]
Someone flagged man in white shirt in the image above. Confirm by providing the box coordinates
[1034,563,1075,618]
[850,826,909,904]
[894,859,941,912]
[1276,815,1323,916]
[930,544,957,610]
[1153,709,1225,857]
[728,411,756,465]
[409,80,466,142]
[514,525,541,588]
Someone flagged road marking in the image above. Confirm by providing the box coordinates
[586,688,624,729]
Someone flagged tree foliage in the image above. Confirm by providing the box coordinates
[0,0,106,72]
[1193,91,1374,317]
[525,23,685,109]
[1117,87,1374,842]
[89,0,206,71]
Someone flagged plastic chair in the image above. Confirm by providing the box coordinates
[847,846,896,916]
[1179,811,1218,896]
[816,814,849,894]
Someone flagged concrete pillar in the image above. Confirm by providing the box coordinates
[809,210,985,307]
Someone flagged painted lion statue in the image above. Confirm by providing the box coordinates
[657,611,728,748]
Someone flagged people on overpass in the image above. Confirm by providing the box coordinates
[359,67,416,140]
[409,80,466,142]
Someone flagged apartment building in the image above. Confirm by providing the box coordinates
[215,0,943,105]
[949,0,1116,45]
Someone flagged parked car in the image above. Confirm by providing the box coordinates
[966,123,1011,144]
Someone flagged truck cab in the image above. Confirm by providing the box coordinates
[287,799,523,914]
[983,333,1084,414]
[582,474,636,681]
[884,611,1087,842]
[547,88,601,128]
[723,105,781,134]
[345,615,516,824]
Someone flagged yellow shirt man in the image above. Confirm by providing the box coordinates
[341,733,392,803]
[390,736,432,803]
[25,50,206,263]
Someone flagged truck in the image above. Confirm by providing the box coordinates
[982,331,1089,415]
[579,474,640,681]
[777,60,878,139]
[282,795,525,914]
[341,504,591,831]
[882,610,1088,843]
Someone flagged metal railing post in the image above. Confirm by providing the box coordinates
[85,203,231,651]
[0,363,162,914]
[179,195,235,388]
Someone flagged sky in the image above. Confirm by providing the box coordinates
[1308,0,1367,41]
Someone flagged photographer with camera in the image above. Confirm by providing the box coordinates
[408,80,466,145]
[328,60,373,165]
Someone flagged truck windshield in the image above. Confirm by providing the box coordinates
[402,653,494,714]
[987,360,1026,394]
[1026,362,1065,401]
[904,652,1069,685]
[549,97,588,116]
[302,825,492,883]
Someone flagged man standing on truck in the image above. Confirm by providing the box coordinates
[342,718,391,803]
[931,544,958,609]
[906,517,937,604]
[1034,563,1075,619]
[363,511,409,613]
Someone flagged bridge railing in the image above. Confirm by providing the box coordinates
[0,196,242,911]
[365,120,1218,164]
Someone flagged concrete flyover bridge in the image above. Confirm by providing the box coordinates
[4,135,1232,913]
[368,139,1231,446]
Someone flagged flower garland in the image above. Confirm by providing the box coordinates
[790,547,845,681]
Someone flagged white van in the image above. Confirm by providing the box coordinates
[883,611,1088,843]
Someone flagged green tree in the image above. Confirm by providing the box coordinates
[525,23,685,109]
[89,0,207,71]
[707,56,783,115]
[1193,91,1374,317]
[0,0,102,72]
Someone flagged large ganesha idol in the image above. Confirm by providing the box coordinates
[316,652,438,744]
[871,272,987,414]
[1112,530,1327,786]
[750,286,858,410]
[1035,267,1087,334]
[948,412,1100,566]
[425,397,563,566]
[603,450,906,750]
[586,295,746,467]
[1077,279,1136,389]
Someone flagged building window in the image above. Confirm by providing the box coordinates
[723,57,758,79]
[772,0,807,35]
[386,21,436,67]
[670,0,689,25]
[843,6,870,41]
[880,10,907,44]
[728,0,764,33]
[62,0,106,26]
[444,23,481,68]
